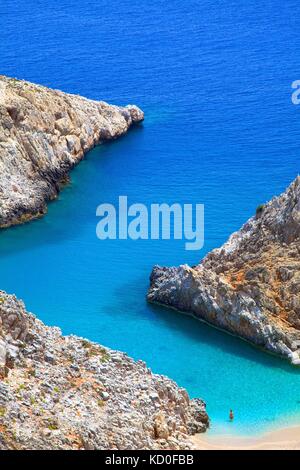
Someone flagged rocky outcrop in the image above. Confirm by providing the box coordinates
[0,75,144,227]
[0,292,208,450]
[148,177,300,364]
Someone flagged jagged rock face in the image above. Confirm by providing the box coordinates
[0,292,208,450]
[148,177,300,364]
[0,75,144,227]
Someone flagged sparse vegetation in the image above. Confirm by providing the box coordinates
[17,384,25,393]
[46,419,59,431]
[256,204,265,216]
[81,340,110,362]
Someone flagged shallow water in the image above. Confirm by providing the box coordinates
[0,0,300,435]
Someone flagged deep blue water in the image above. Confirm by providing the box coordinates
[1,0,300,435]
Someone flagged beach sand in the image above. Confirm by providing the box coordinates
[191,426,300,450]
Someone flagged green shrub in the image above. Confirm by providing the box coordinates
[256,204,265,216]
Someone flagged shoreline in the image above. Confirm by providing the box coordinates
[191,425,300,450]
[148,300,299,367]
[147,177,300,366]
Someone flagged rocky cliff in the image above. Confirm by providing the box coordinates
[148,177,300,364]
[0,75,144,227]
[0,292,208,450]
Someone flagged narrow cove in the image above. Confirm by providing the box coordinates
[0,129,300,436]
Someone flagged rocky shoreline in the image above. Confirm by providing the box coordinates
[0,75,144,228]
[0,292,208,450]
[148,177,300,364]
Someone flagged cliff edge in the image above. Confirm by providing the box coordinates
[148,177,300,364]
[0,75,144,227]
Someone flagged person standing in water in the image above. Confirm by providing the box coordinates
[229,409,234,421]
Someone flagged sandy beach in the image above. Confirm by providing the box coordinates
[191,426,300,450]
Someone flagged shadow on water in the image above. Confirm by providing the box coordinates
[148,302,300,375]
[104,273,300,375]
[0,125,145,258]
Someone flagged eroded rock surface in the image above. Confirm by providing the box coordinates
[0,75,144,227]
[148,177,300,364]
[0,292,208,450]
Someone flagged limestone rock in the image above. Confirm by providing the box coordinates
[154,413,169,439]
[0,291,208,450]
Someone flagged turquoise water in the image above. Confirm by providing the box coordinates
[1,0,300,435]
